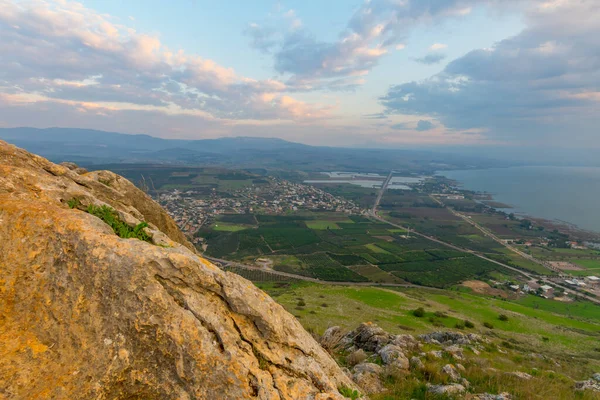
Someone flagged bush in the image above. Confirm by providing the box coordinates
[413,307,426,318]
[498,314,509,322]
[297,300,306,307]
[483,322,494,329]
[67,198,81,209]
[455,323,465,329]
[434,311,448,318]
[338,386,360,400]
[87,205,151,242]
[464,320,475,328]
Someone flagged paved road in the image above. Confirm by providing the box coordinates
[372,170,394,215]
[365,173,600,305]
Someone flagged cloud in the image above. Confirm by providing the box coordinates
[429,43,448,51]
[244,23,279,53]
[380,0,600,145]
[0,0,331,124]
[390,122,410,130]
[414,53,447,65]
[248,0,509,91]
[416,120,435,131]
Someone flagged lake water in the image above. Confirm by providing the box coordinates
[442,166,600,233]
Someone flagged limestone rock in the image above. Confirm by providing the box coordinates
[468,393,512,400]
[575,376,600,392]
[505,371,533,380]
[441,364,461,382]
[444,344,465,360]
[378,344,409,369]
[352,363,384,395]
[427,383,466,395]
[348,322,391,352]
[0,140,356,399]
[410,356,425,371]
[419,331,483,346]
[391,334,420,351]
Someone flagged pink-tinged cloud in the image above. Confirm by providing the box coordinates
[0,0,331,124]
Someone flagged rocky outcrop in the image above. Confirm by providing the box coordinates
[0,141,355,399]
[575,373,600,393]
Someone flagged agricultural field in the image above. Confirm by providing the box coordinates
[198,212,514,287]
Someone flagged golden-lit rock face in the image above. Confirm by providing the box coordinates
[0,140,353,399]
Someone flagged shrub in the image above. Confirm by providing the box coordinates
[455,323,465,329]
[87,205,151,242]
[483,322,494,329]
[413,307,426,318]
[297,300,306,307]
[67,198,81,209]
[434,311,448,318]
[464,320,475,328]
[338,386,360,400]
[321,303,329,308]
[498,314,509,322]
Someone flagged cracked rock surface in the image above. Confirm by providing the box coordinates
[0,140,354,400]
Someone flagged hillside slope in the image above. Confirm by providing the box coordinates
[0,140,355,399]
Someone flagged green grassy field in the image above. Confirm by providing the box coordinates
[212,223,250,232]
[258,282,600,358]
[574,259,600,269]
[305,220,341,230]
[364,243,390,254]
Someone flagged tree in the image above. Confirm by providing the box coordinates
[413,307,425,318]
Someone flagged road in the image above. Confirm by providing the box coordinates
[372,170,394,215]
[365,172,600,305]
[203,170,599,305]
[433,195,551,269]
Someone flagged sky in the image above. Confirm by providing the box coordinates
[0,0,598,149]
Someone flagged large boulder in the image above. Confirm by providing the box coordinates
[348,322,392,352]
[0,141,355,399]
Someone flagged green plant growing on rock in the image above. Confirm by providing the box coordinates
[67,198,81,209]
[86,204,151,243]
[338,385,361,400]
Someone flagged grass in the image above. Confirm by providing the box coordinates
[212,223,249,232]
[573,259,600,269]
[87,205,151,242]
[257,282,600,358]
[306,221,341,230]
[347,265,404,283]
[365,243,391,254]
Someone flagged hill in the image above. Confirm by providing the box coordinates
[0,127,509,172]
[0,140,354,399]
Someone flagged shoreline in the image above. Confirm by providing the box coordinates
[441,175,600,243]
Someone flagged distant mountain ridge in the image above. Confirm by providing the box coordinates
[0,127,509,172]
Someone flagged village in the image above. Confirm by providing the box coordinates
[154,176,361,241]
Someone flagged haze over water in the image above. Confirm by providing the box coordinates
[442,166,600,234]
